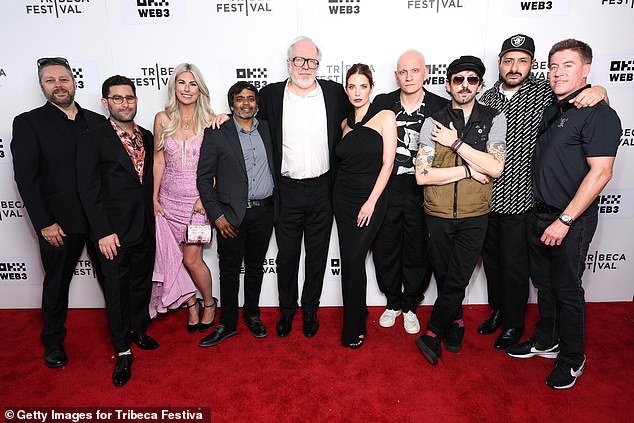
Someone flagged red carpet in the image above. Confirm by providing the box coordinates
[1,303,632,422]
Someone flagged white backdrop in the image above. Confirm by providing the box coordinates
[0,0,632,309]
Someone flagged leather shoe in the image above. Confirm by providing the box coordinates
[494,327,524,350]
[302,311,319,338]
[44,345,67,368]
[276,314,293,338]
[199,324,238,348]
[245,316,267,338]
[112,354,133,387]
[478,309,502,335]
[130,331,159,350]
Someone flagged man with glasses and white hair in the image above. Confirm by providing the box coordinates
[258,36,350,339]
[414,56,507,366]
[11,57,105,369]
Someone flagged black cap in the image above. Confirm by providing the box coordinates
[446,55,486,79]
[499,34,535,58]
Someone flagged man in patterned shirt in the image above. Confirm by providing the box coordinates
[478,34,607,350]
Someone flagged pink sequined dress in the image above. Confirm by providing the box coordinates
[149,135,208,318]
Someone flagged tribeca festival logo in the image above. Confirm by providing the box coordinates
[425,63,448,86]
[215,0,273,16]
[236,66,268,89]
[0,261,28,281]
[0,67,6,87]
[609,59,634,83]
[25,0,93,18]
[585,250,627,273]
[530,58,549,80]
[136,0,171,18]
[601,0,634,9]
[330,258,341,276]
[328,0,361,14]
[407,0,464,12]
[239,258,277,274]
[0,200,26,222]
[131,64,174,91]
[74,260,97,279]
[621,128,634,147]
[317,62,375,83]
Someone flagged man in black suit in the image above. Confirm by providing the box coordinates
[77,75,157,387]
[258,36,350,338]
[11,57,105,369]
[197,82,276,347]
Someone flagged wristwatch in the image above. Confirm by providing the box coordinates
[558,213,574,226]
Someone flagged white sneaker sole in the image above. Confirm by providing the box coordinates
[404,324,420,334]
[508,350,559,359]
[379,310,401,328]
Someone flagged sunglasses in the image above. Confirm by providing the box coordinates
[37,57,71,69]
[451,75,481,85]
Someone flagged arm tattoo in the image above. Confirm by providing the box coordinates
[487,140,507,164]
[416,145,435,175]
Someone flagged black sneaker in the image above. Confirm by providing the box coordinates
[416,334,442,366]
[444,323,465,353]
[546,356,586,389]
[507,337,559,359]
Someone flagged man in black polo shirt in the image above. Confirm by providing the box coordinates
[507,39,621,390]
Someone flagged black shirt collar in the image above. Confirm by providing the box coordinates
[44,101,85,121]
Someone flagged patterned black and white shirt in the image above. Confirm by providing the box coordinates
[479,75,554,214]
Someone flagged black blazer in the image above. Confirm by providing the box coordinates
[368,88,449,118]
[257,79,351,182]
[10,102,105,234]
[76,120,154,245]
[197,118,276,228]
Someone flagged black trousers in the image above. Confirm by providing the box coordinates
[98,232,154,353]
[38,233,102,349]
[275,174,332,315]
[217,204,274,329]
[372,174,431,312]
[426,214,488,335]
[481,211,530,328]
[528,208,597,366]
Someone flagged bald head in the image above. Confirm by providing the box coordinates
[395,50,428,95]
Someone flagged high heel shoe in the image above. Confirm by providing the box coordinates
[198,297,218,333]
[185,300,200,334]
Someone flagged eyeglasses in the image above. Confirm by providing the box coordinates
[451,75,480,85]
[290,56,319,69]
[107,95,137,104]
[37,57,70,69]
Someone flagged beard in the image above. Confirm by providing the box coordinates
[110,108,137,124]
[289,71,316,90]
[44,87,75,108]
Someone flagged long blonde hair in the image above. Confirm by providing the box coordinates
[158,63,214,150]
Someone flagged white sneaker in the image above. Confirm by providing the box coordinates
[403,311,421,334]
[379,308,402,328]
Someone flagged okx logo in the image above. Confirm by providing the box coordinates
[215,0,273,16]
[137,0,171,18]
[328,0,361,14]
[0,262,28,282]
[598,190,634,219]
[425,63,448,85]
[0,137,5,160]
[131,64,174,91]
[609,59,634,83]
[236,67,268,89]
[330,258,341,276]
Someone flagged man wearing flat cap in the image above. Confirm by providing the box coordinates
[477,35,608,350]
[414,55,507,365]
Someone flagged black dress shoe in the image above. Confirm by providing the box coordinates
[494,327,524,350]
[302,311,319,338]
[199,324,238,348]
[112,354,133,387]
[478,309,502,335]
[130,331,159,350]
[245,316,267,338]
[276,314,293,338]
[44,345,67,368]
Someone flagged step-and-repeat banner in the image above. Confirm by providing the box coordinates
[0,0,632,308]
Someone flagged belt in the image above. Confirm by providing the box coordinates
[247,196,273,208]
[280,171,329,184]
[533,200,562,214]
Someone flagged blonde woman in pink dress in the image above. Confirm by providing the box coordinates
[150,63,217,332]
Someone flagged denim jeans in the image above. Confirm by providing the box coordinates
[528,208,598,366]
